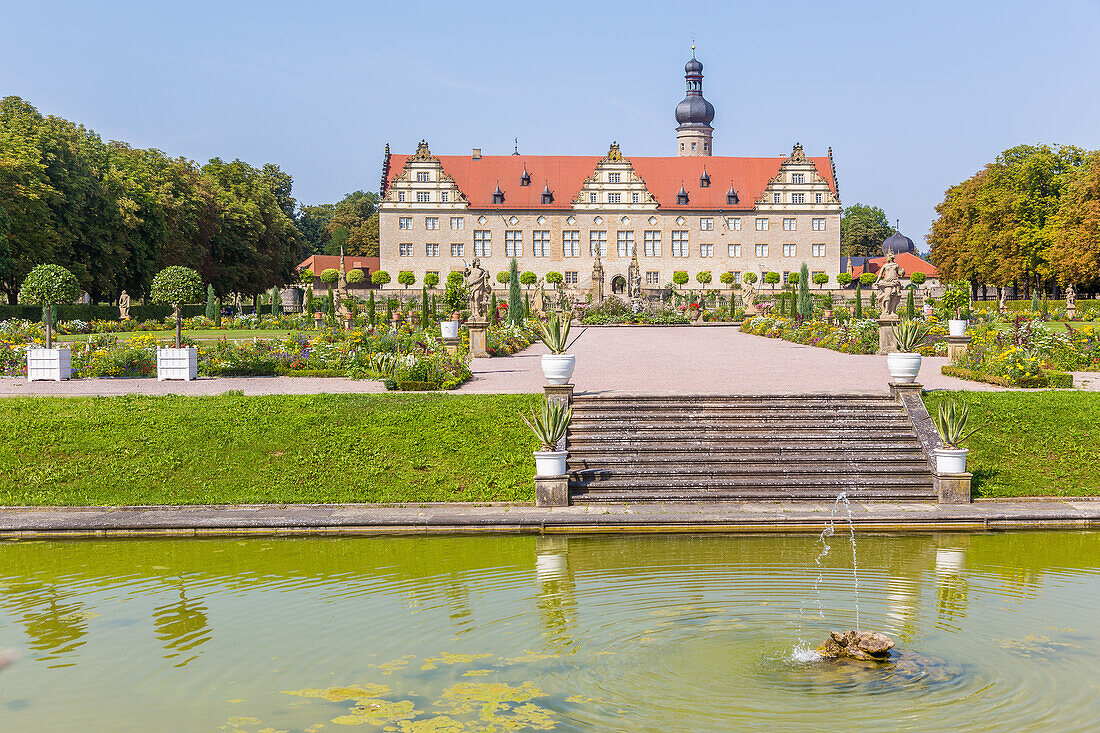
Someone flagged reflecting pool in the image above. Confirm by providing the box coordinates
[1,532,1098,731]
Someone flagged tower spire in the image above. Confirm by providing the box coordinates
[675,49,714,156]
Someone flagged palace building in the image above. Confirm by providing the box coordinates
[377,53,842,295]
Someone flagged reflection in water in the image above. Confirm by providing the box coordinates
[151,580,211,668]
[21,591,90,666]
[535,537,577,655]
[935,547,970,629]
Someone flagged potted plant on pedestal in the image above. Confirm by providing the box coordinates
[536,312,586,385]
[942,282,969,337]
[441,271,466,339]
[520,397,572,476]
[21,264,81,381]
[888,319,929,383]
[932,399,980,474]
[150,265,204,380]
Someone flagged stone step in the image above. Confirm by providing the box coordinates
[568,431,920,444]
[570,409,908,420]
[568,462,931,476]
[569,474,935,490]
[571,393,891,403]
[566,449,926,462]
[571,487,935,502]
[569,419,913,431]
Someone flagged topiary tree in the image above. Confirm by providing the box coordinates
[299,268,314,284]
[720,271,735,287]
[424,272,440,289]
[150,265,203,347]
[496,271,510,285]
[489,291,498,325]
[444,277,467,316]
[508,258,524,326]
[372,270,391,287]
[910,271,927,286]
[546,271,564,286]
[798,263,812,320]
[20,264,81,349]
[859,272,876,287]
[787,272,800,285]
[520,270,538,288]
[695,271,712,290]
[368,290,377,326]
[764,271,781,288]
[205,284,217,320]
[398,271,416,288]
[319,268,339,285]
[421,283,430,326]
[447,270,464,285]
[270,286,280,316]
[854,280,864,319]
[673,271,689,289]
[813,272,830,288]
[906,288,916,319]
[742,271,758,285]
[836,272,853,287]
[346,268,365,285]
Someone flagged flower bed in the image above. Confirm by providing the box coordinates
[740,315,951,355]
[949,317,1099,387]
[580,297,690,325]
[941,365,1072,389]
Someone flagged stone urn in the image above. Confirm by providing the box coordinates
[441,317,460,339]
[887,352,922,383]
[689,306,703,323]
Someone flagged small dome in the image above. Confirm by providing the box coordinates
[882,231,915,256]
[685,57,703,74]
[675,95,715,126]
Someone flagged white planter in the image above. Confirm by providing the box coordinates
[157,347,198,381]
[441,320,460,339]
[922,304,934,317]
[27,347,71,381]
[934,447,969,474]
[541,353,576,385]
[948,319,967,337]
[534,450,568,477]
[886,352,922,383]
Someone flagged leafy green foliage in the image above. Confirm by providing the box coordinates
[910,271,927,285]
[858,272,876,286]
[764,271,780,285]
[372,270,391,286]
[204,284,216,319]
[813,272,830,287]
[346,268,365,284]
[398,271,416,287]
[19,264,81,305]
[423,272,440,288]
[545,271,563,285]
[508,258,523,326]
[841,203,892,257]
[837,272,853,287]
[150,266,203,306]
[518,397,572,451]
[672,271,689,286]
[319,268,339,284]
[519,271,537,287]
[797,263,812,319]
[299,268,314,283]
[695,271,712,287]
[496,271,510,284]
[742,272,758,284]
[719,272,735,286]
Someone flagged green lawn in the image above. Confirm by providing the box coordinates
[58,329,307,343]
[0,394,539,506]
[923,391,1100,498]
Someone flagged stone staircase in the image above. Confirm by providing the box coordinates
[566,394,935,502]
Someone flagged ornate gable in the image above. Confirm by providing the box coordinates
[572,142,659,212]
[381,140,469,209]
[755,142,841,212]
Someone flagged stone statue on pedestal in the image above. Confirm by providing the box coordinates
[118,290,131,320]
[874,252,904,318]
[998,286,1008,311]
[336,245,349,316]
[591,251,605,305]
[1067,284,1077,318]
[741,280,758,316]
[464,258,491,320]
[627,247,642,304]
[535,278,548,316]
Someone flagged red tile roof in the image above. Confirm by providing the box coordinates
[297,255,380,273]
[385,153,836,211]
[851,252,937,278]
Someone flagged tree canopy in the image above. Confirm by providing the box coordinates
[840,203,893,257]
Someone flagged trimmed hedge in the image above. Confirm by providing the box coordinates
[0,303,208,323]
[942,365,1073,389]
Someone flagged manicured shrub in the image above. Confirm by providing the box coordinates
[720,272,735,286]
[508,258,524,326]
[673,271,689,288]
[423,272,440,289]
[798,263,812,320]
[20,264,82,349]
[813,272,830,288]
[368,291,377,325]
[910,272,927,286]
[496,271,510,284]
[398,271,416,288]
[859,272,876,287]
[854,281,864,319]
[150,265,203,347]
[346,268,365,285]
[836,272,853,287]
[743,272,758,284]
[319,268,339,284]
[520,271,537,288]
[299,268,314,284]
[764,271,781,287]
[546,271,564,285]
[372,270,391,287]
[205,284,217,320]
[447,270,464,285]
[696,271,712,288]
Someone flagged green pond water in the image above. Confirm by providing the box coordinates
[1,532,1098,732]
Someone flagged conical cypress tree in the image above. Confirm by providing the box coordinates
[508,257,524,326]
[205,284,216,320]
[798,263,811,320]
[490,291,498,325]
[326,286,335,322]
[525,292,531,319]
[214,298,222,328]
[1031,288,1040,312]
[421,283,429,326]
[270,286,279,316]
[906,288,915,319]
[384,298,393,324]
[854,281,864,319]
[368,291,376,326]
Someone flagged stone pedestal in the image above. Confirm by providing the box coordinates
[877,316,899,355]
[946,335,971,362]
[535,475,570,507]
[889,382,923,400]
[467,319,489,358]
[936,473,972,504]
[441,336,461,356]
[544,384,574,452]
[1067,305,1077,320]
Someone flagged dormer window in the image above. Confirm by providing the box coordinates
[541,184,553,205]
[492,183,504,204]
[677,183,689,205]
[520,166,530,186]
[726,183,739,205]
[699,168,710,187]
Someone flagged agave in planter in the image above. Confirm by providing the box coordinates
[887,319,929,383]
[519,397,572,476]
[931,399,981,474]
[536,312,586,385]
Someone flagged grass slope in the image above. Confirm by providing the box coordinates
[923,391,1100,498]
[0,394,538,506]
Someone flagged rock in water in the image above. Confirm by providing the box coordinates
[856,631,895,656]
[817,630,895,662]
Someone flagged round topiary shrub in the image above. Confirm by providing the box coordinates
[673,271,689,287]
[150,265,203,347]
[910,271,927,286]
[813,272,830,287]
[346,268,365,285]
[496,271,510,284]
[743,272,759,284]
[836,272,853,287]
[398,271,416,287]
[319,268,340,285]
[520,271,537,287]
[696,271,712,287]
[447,270,464,285]
[720,272,735,286]
[299,268,314,283]
[424,272,440,288]
[764,271,781,286]
[20,264,82,348]
[372,270,391,286]
[546,271,564,285]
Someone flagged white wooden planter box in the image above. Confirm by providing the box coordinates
[27,347,71,381]
[157,347,198,381]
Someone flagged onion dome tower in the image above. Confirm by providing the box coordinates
[882,229,916,256]
[675,46,715,156]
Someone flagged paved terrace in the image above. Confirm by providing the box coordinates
[0,326,1096,396]
[1,499,1097,537]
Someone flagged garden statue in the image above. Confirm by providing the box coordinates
[741,280,758,316]
[998,286,1007,312]
[874,252,905,318]
[591,251,605,305]
[535,278,548,316]
[336,244,349,317]
[118,290,131,320]
[464,257,491,320]
[233,292,243,316]
[628,248,643,303]
[1067,284,1077,318]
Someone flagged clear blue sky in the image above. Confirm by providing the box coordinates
[4,0,1099,247]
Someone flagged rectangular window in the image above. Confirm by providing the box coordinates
[700,217,714,231]
[440,192,448,203]
[782,218,796,231]
[426,217,439,230]
[505,230,523,257]
[632,192,640,204]
[617,230,635,257]
[416,191,430,203]
[533,230,550,257]
[563,230,580,257]
[426,243,439,257]
[755,244,769,258]
[700,243,714,258]
[646,271,660,284]
[450,243,464,257]
[812,244,826,257]
[727,217,741,231]
[792,173,804,184]
[783,271,792,284]
[609,173,621,183]
[812,218,826,231]
[416,171,429,182]
[815,193,823,204]
[773,193,781,204]
[755,218,769,231]
[589,192,598,203]
[473,230,491,257]
[399,243,413,257]
[399,216,412,230]
[564,271,578,285]
[398,191,406,202]
[728,243,742,258]
[608,192,621,204]
[451,216,464,230]
[783,244,796,257]
[589,230,607,257]
[732,271,742,284]
[791,193,805,204]
[643,230,661,257]
[671,230,689,257]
